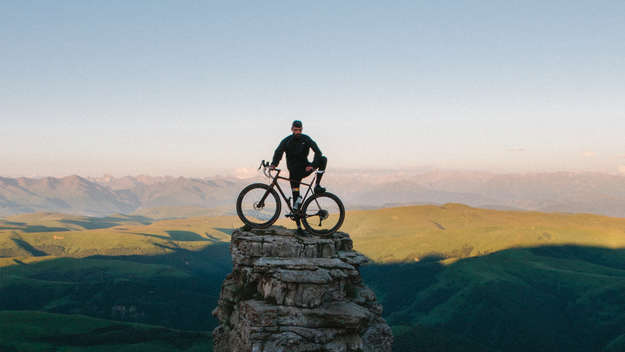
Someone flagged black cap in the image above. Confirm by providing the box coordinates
[292,120,303,128]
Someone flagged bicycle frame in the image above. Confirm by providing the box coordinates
[259,167,316,215]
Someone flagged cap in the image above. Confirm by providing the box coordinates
[292,120,303,128]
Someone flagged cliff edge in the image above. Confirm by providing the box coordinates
[212,226,393,352]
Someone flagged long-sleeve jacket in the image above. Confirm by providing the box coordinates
[271,134,323,171]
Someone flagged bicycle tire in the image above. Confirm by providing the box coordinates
[301,192,345,235]
[236,183,281,228]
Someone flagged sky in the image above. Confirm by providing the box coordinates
[1,1,624,177]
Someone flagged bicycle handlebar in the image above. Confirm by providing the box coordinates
[259,160,279,178]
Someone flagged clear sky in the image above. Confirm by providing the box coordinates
[2,1,624,177]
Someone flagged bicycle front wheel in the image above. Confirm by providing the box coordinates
[236,183,281,228]
[301,192,345,235]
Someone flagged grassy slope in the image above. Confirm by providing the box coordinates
[363,245,625,352]
[0,212,232,350]
[4,204,625,266]
[3,205,625,351]
[0,310,212,352]
[0,249,231,327]
[339,203,625,262]
[0,213,236,266]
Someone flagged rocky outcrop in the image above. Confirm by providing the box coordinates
[212,227,393,352]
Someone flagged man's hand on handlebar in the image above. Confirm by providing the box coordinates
[305,166,313,172]
[268,165,276,170]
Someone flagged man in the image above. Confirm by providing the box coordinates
[270,120,327,214]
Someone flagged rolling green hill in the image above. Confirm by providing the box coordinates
[0,212,232,350]
[0,310,212,352]
[0,240,231,327]
[3,204,625,351]
[0,212,235,266]
[339,203,625,263]
[362,245,625,351]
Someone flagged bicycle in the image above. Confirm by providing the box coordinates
[236,160,345,236]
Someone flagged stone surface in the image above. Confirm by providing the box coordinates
[213,226,393,352]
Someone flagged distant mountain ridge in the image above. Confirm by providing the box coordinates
[0,175,244,217]
[1,170,625,217]
[0,175,136,216]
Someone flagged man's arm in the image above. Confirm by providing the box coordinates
[306,136,323,168]
[271,137,289,167]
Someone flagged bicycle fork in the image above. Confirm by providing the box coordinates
[257,177,279,208]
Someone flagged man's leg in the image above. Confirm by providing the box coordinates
[289,176,303,210]
[314,156,327,192]
[289,175,306,233]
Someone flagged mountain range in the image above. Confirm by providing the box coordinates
[1,170,625,218]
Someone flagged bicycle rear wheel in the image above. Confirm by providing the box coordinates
[236,183,281,228]
[301,192,345,235]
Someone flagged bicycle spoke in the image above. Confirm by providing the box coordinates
[237,185,280,227]
[243,191,277,221]
[302,193,343,234]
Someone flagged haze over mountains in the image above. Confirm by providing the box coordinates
[1,170,625,218]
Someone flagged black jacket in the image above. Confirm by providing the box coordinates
[271,134,323,171]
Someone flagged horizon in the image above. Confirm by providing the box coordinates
[3,165,625,180]
[2,1,625,177]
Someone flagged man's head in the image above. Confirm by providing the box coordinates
[291,120,303,135]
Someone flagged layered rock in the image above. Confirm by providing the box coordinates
[212,227,393,352]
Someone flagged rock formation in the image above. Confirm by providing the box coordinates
[212,227,393,352]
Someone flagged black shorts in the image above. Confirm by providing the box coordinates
[288,164,315,189]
